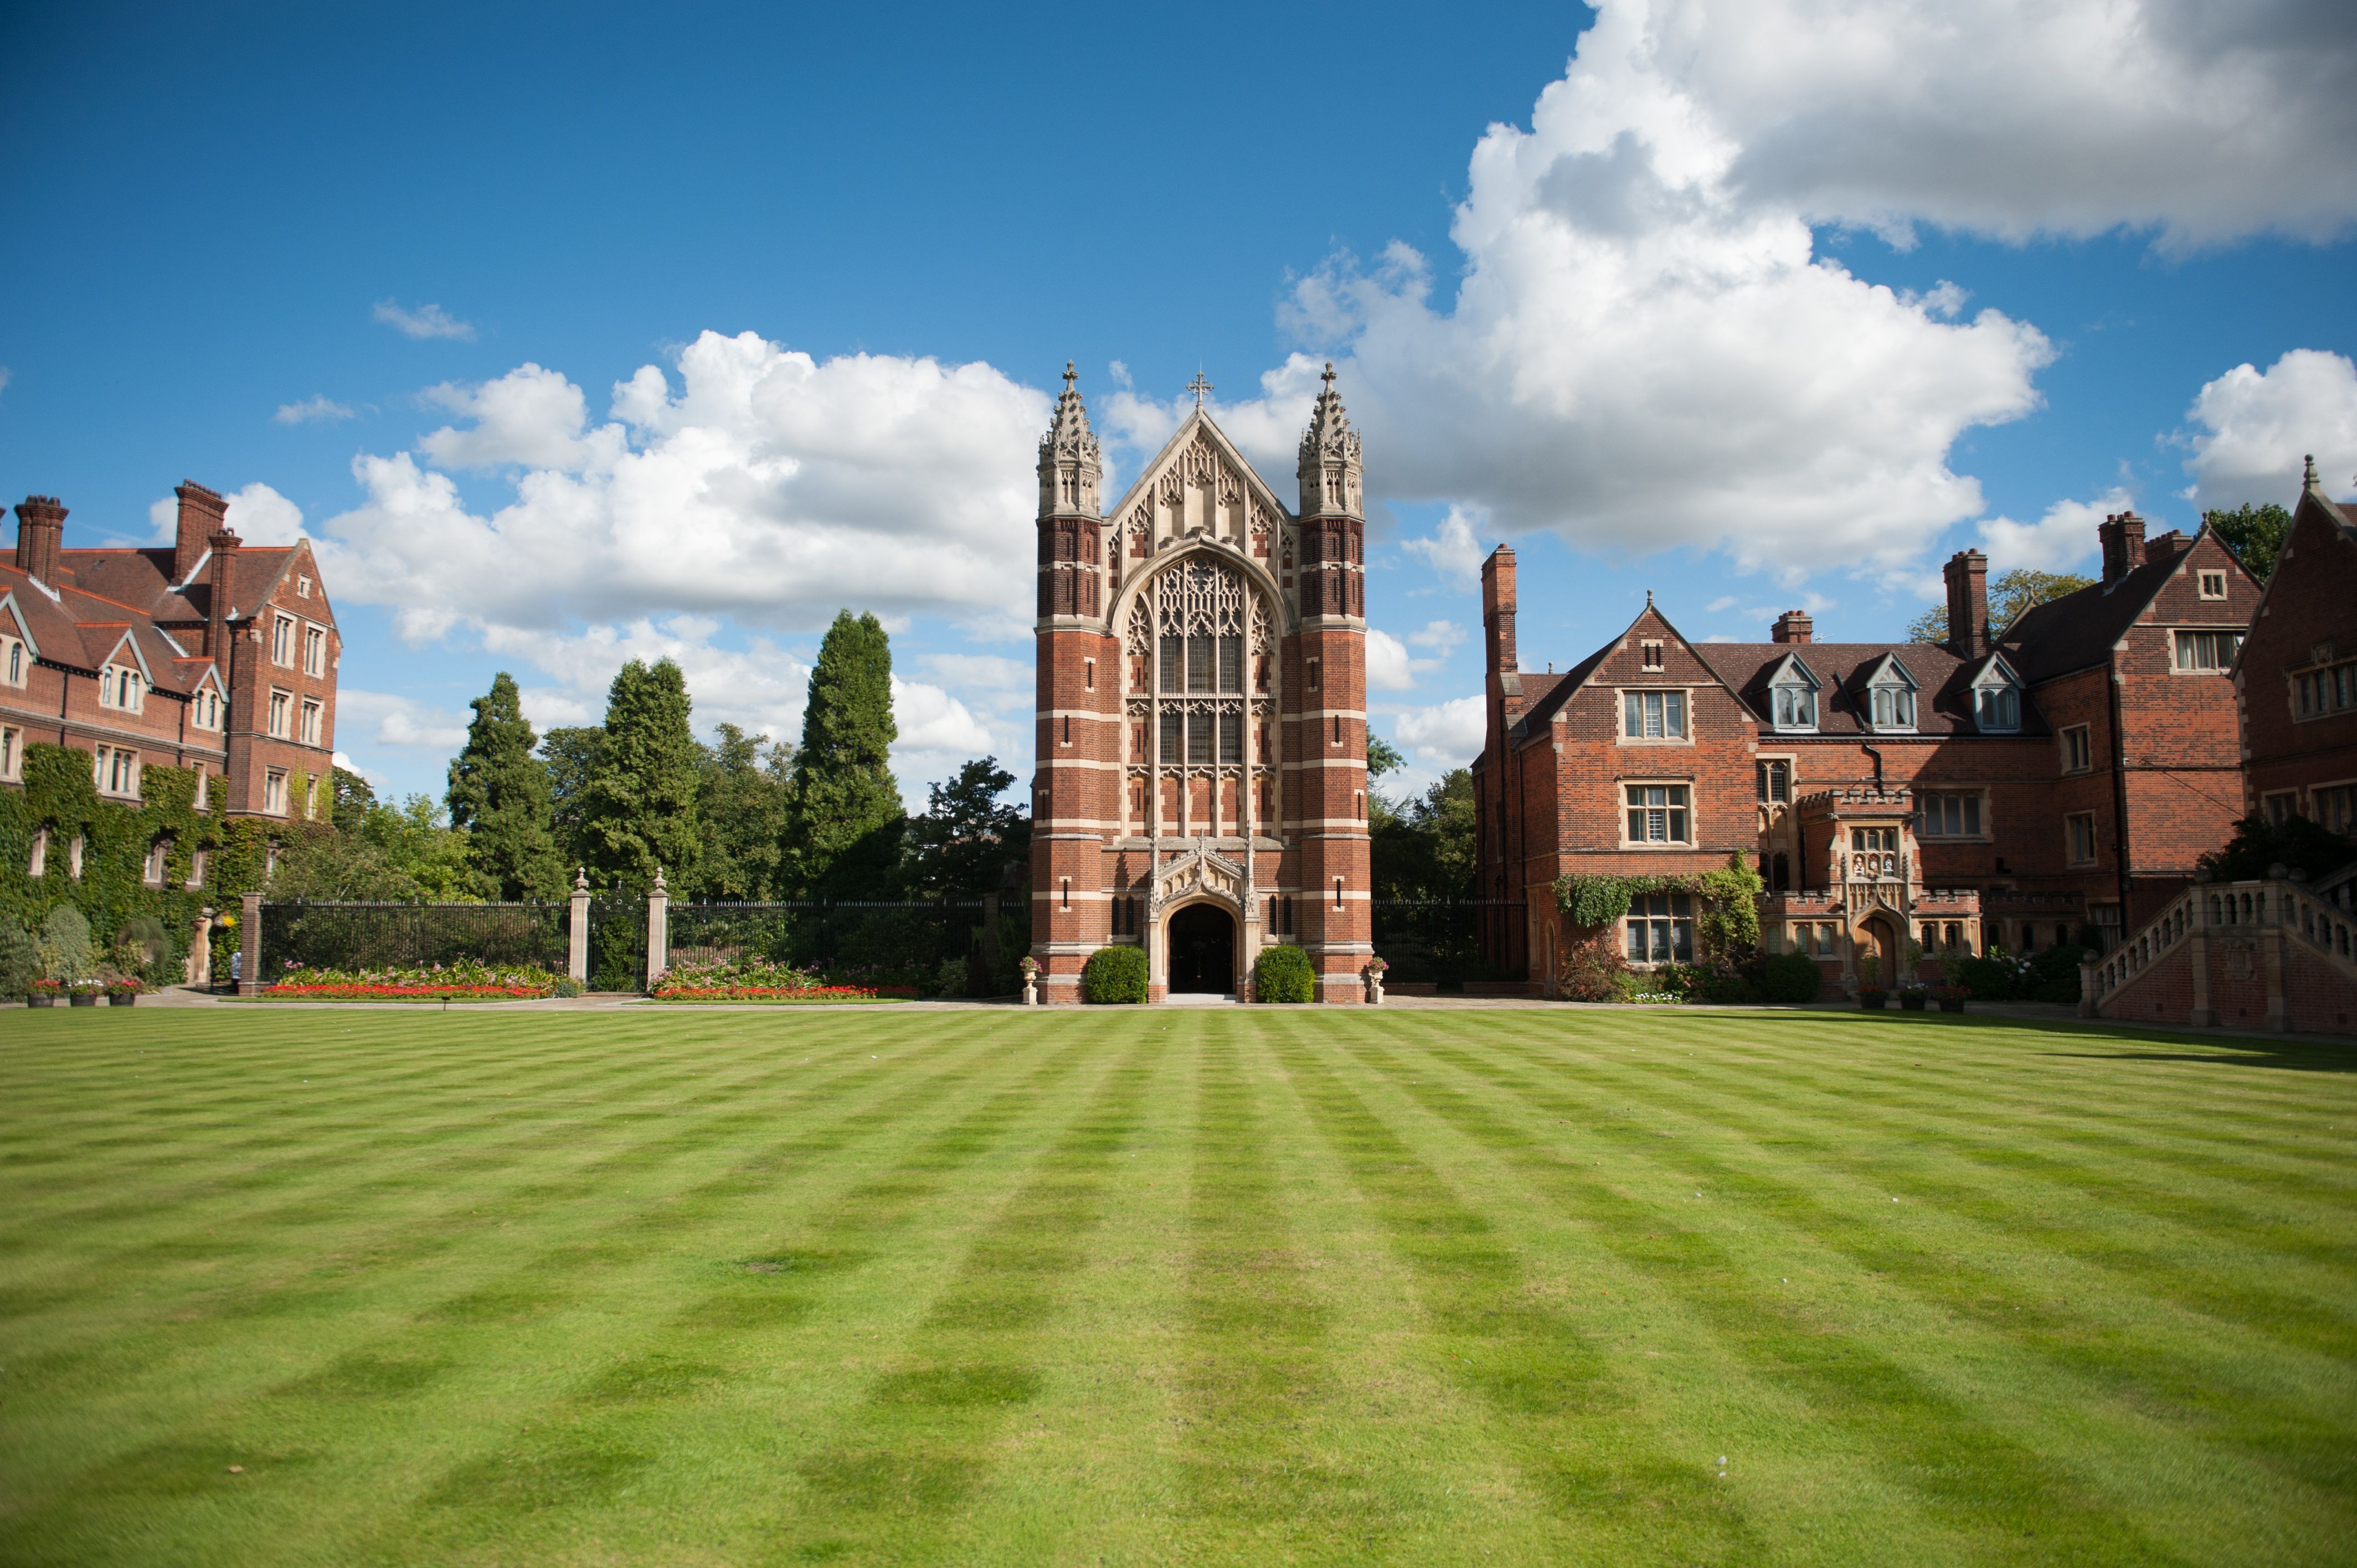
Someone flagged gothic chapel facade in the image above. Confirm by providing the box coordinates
[1030,367,1372,1002]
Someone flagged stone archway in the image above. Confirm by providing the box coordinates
[1166,902,1237,994]
[1865,913,1902,987]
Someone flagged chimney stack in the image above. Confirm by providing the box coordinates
[1480,545,1517,676]
[13,496,66,585]
[1942,548,1989,657]
[2098,510,2146,585]
[204,528,240,659]
[173,481,228,584]
[1771,610,1813,644]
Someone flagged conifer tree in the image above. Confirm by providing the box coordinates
[446,672,564,900]
[785,611,904,897]
[580,658,702,891]
[697,724,793,900]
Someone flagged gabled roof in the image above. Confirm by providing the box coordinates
[1507,599,1748,744]
[2231,467,2356,679]
[1103,407,1296,530]
[0,560,222,695]
[1999,529,2236,684]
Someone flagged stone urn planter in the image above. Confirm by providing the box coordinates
[1019,957,1039,1007]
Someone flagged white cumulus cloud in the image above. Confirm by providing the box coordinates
[337,689,470,752]
[2180,349,2357,509]
[373,300,476,341]
[275,395,355,425]
[1393,694,1487,770]
[1398,507,1491,591]
[146,482,306,548]
[1977,489,2132,574]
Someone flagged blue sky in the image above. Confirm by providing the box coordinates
[4,1,2353,806]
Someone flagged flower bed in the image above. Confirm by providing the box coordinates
[260,962,560,1002]
[646,958,916,1004]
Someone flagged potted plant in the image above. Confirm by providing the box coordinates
[1859,986,1888,1009]
[1364,955,1387,1004]
[105,977,143,1007]
[1856,952,1882,1008]
[28,978,63,1008]
[1933,984,1968,1014]
[1898,987,1929,1011]
[68,980,101,1008]
[1019,955,1040,1006]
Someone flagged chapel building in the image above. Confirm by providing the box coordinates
[2,482,341,826]
[1030,366,1371,1002]
[1473,508,2263,995]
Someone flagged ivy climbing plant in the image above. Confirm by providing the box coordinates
[1553,853,1763,962]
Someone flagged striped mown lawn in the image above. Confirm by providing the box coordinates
[0,1005,2350,1566]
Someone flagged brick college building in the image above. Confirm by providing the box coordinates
[1473,506,2279,995]
[2,482,341,822]
[1030,366,1371,1002]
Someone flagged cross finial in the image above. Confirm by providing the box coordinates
[1063,360,1077,394]
[1321,360,1336,390]
[1187,370,1213,409]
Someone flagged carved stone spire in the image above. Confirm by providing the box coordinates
[1037,360,1103,519]
[1296,360,1362,519]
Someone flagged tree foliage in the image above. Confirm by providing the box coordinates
[2201,503,2291,581]
[1082,943,1147,1003]
[580,659,703,893]
[785,611,904,898]
[1370,768,1476,901]
[446,672,564,901]
[274,794,479,902]
[1907,568,2096,645]
[540,725,605,876]
[900,756,1027,901]
[1253,943,1316,1003]
[694,724,794,901]
[2196,814,2355,884]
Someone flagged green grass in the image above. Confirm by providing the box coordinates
[1,1007,2351,1566]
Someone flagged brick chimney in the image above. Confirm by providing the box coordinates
[1943,548,1989,657]
[2143,528,2185,563]
[204,528,240,659]
[1480,545,1517,676]
[2098,510,2146,585]
[1771,610,1813,644]
[13,496,66,585]
[173,481,228,584]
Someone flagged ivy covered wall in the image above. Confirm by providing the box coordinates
[0,742,284,960]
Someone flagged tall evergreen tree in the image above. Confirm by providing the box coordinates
[446,672,564,900]
[540,725,605,875]
[697,724,793,900]
[580,659,702,891]
[785,610,904,897]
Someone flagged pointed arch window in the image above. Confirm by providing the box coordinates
[1131,553,1273,839]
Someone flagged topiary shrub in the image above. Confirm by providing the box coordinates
[1082,944,1148,1004]
[1253,943,1315,1003]
[1758,950,1821,1003]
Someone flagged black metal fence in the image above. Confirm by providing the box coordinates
[1371,900,1522,986]
[586,895,646,992]
[258,901,569,978]
[666,901,990,993]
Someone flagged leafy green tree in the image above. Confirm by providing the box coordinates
[2197,814,2354,884]
[697,724,793,900]
[446,672,564,901]
[900,757,1028,900]
[580,659,702,893]
[1371,767,1477,901]
[540,726,605,875]
[785,611,904,898]
[2201,502,2291,581]
[277,795,481,901]
[1908,568,2096,644]
[330,767,378,834]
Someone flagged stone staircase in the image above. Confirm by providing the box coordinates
[2083,873,2357,1036]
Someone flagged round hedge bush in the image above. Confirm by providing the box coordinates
[1082,944,1148,1004]
[1757,949,1821,1003]
[1253,943,1315,1003]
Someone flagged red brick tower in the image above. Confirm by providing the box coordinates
[1028,365,1370,1002]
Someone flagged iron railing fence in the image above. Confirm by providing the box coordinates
[664,900,992,993]
[258,901,569,979]
[586,895,646,992]
[1370,899,1525,986]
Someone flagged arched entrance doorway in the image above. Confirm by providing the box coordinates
[1166,904,1237,994]
[1864,914,1902,987]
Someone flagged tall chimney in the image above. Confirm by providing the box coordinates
[204,528,240,659]
[1771,610,1813,644]
[13,496,65,585]
[2097,510,2146,585]
[1943,548,1989,656]
[173,482,228,584]
[1480,545,1517,675]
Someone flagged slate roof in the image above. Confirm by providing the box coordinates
[1998,532,2200,684]
[0,552,259,697]
[1692,641,2010,736]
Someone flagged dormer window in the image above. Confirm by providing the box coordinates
[100,662,144,713]
[1863,657,1918,733]
[191,685,223,731]
[1973,663,2023,732]
[1767,658,1818,732]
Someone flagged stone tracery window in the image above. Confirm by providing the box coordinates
[1126,553,1273,839]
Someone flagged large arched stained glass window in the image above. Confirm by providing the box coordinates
[1126,553,1273,839]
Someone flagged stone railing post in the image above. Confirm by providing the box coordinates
[645,868,669,991]
[238,890,263,997]
[568,868,591,983]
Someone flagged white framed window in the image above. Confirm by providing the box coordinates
[0,634,24,687]
[0,725,18,782]
[191,685,223,731]
[264,768,289,816]
[2060,724,2092,773]
[2198,569,2227,600]
[1623,689,1687,740]
[67,834,83,881]
[2174,630,2242,672]
[1865,669,1917,731]
[92,744,141,798]
[1918,790,1983,838]
[300,699,323,746]
[2293,659,2357,719]
[2067,812,2097,865]
[186,848,209,889]
[144,839,169,888]
[1624,893,1694,963]
[28,827,46,878]
[303,625,327,677]
[297,574,313,599]
[99,662,144,713]
[268,689,291,738]
[1624,782,1691,844]
[272,614,296,666]
[1973,667,2023,731]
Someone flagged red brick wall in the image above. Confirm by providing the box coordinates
[2238,497,2357,818]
